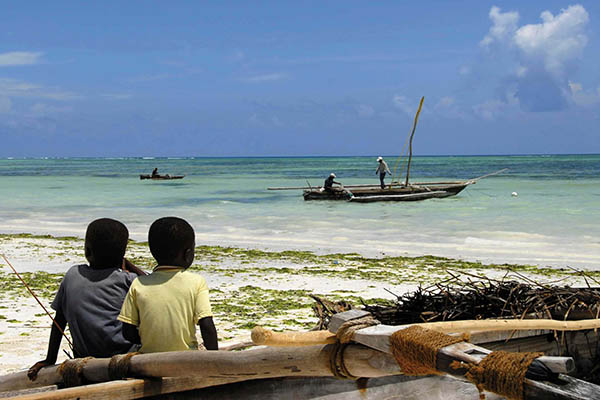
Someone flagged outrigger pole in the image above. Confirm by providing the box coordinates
[1,254,74,353]
[404,96,425,187]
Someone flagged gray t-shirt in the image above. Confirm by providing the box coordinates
[52,264,137,358]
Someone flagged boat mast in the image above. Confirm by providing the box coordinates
[404,96,425,187]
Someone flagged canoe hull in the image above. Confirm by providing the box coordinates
[303,183,470,202]
[140,174,185,180]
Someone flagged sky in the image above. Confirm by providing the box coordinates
[0,1,598,157]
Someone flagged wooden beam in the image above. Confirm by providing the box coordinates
[0,344,399,394]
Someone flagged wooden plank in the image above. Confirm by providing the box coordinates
[6,376,241,400]
[0,385,57,399]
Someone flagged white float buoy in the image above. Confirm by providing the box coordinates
[511,192,518,197]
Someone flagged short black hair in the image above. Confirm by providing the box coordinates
[148,217,195,264]
[85,218,129,267]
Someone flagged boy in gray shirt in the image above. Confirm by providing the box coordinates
[28,218,145,380]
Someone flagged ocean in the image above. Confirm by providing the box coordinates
[0,155,599,269]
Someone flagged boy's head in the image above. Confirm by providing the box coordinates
[148,217,195,268]
[85,218,129,268]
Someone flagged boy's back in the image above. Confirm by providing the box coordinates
[55,264,137,357]
[119,266,212,353]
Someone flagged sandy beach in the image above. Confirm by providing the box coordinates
[1,232,595,375]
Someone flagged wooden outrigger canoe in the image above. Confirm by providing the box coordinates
[268,98,507,203]
[301,181,473,202]
[139,174,185,180]
[2,311,600,400]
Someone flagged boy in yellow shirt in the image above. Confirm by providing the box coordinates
[118,217,218,352]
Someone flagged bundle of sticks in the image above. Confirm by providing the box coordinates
[312,270,600,329]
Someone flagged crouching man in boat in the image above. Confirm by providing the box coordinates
[151,168,159,177]
[119,217,218,353]
[28,218,146,381]
[375,156,391,189]
[322,173,342,192]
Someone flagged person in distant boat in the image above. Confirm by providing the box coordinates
[28,218,145,381]
[375,156,391,189]
[151,168,159,177]
[322,173,342,192]
[119,217,218,353]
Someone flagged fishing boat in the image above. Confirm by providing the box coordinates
[301,181,473,202]
[268,97,506,203]
[2,310,599,400]
[139,174,185,180]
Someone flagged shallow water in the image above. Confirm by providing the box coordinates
[0,155,599,268]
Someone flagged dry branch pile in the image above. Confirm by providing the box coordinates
[365,280,600,326]
[313,272,600,328]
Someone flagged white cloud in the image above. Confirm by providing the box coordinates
[101,93,133,100]
[0,96,12,113]
[514,5,588,75]
[0,78,79,100]
[242,73,287,83]
[392,95,414,115]
[436,97,455,108]
[28,103,72,117]
[229,49,245,62]
[458,66,471,76]
[356,104,375,118]
[480,6,519,48]
[127,73,172,83]
[271,116,283,126]
[569,81,600,106]
[0,51,43,66]
[477,5,591,112]
[473,99,506,120]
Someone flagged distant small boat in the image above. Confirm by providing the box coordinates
[139,174,185,180]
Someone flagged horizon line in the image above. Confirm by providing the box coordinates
[1,152,599,160]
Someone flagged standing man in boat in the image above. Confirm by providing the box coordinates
[375,156,391,189]
[322,173,341,192]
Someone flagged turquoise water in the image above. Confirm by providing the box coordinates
[0,155,599,269]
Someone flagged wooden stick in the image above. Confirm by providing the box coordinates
[404,96,425,186]
[251,318,600,348]
[267,180,468,190]
[251,326,336,346]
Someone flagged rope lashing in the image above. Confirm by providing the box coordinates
[328,315,379,379]
[454,351,543,400]
[390,325,467,376]
[58,357,94,387]
[108,352,140,380]
[335,315,380,344]
[328,342,357,380]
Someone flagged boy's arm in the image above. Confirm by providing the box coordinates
[27,309,67,381]
[121,322,141,345]
[198,316,218,350]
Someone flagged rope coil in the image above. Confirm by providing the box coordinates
[455,351,543,400]
[328,342,357,380]
[390,325,466,376]
[335,315,380,344]
[58,357,94,387]
[108,352,140,380]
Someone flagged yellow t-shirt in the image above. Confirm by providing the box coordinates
[118,267,212,353]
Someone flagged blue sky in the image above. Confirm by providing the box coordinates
[0,1,598,156]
